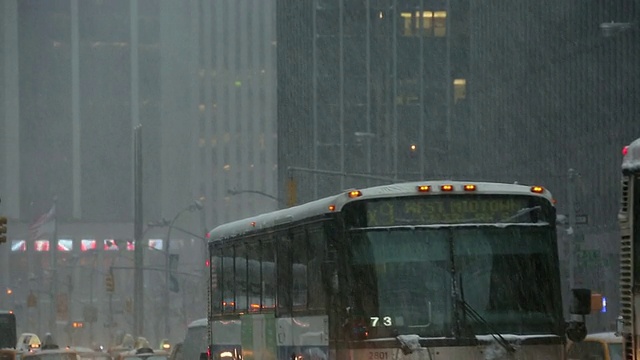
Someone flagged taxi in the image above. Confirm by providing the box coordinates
[566,331,622,360]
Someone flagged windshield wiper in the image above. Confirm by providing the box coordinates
[458,274,515,353]
[499,206,541,223]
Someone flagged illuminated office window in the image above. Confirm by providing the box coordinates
[149,239,163,250]
[104,239,119,251]
[11,240,26,252]
[453,79,467,103]
[58,239,73,252]
[400,11,447,37]
[81,239,97,252]
[34,240,50,252]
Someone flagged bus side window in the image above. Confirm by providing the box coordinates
[222,245,235,313]
[292,229,308,309]
[262,240,277,310]
[235,242,248,312]
[212,246,223,314]
[308,225,327,310]
[247,241,261,312]
[277,232,292,315]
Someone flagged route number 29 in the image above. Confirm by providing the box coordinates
[370,316,392,327]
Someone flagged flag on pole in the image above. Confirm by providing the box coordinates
[29,204,56,240]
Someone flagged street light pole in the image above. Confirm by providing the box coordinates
[568,168,577,289]
[164,200,203,339]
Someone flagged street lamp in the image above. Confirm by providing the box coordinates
[164,199,203,339]
[226,189,284,207]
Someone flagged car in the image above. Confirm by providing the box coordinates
[16,333,41,353]
[67,348,112,360]
[566,331,622,360]
[0,348,24,360]
[114,348,168,360]
[167,343,182,360]
[22,348,80,360]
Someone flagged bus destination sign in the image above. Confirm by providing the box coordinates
[362,195,549,226]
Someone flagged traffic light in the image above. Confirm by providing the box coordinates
[0,216,7,244]
[286,177,297,207]
[105,274,115,293]
[71,321,84,329]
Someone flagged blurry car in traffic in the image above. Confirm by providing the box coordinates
[0,349,24,360]
[167,343,182,360]
[22,348,80,360]
[182,318,206,360]
[114,348,168,360]
[68,347,111,360]
[566,331,622,360]
[16,333,41,353]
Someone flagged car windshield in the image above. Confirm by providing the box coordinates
[346,225,563,338]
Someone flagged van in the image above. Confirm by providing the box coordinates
[182,318,207,360]
[566,332,622,360]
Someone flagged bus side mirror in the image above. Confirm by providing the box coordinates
[566,288,591,342]
[570,288,592,315]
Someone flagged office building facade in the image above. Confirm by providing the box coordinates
[0,0,276,343]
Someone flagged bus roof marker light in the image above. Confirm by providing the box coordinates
[250,221,256,227]
[417,185,431,192]
[348,190,363,198]
[463,184,476,191]
[441,184,454,192]
[530,186,544,194]
[328,204,336,211]
[623,145,629,156]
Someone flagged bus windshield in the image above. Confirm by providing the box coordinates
[346,225,563,338]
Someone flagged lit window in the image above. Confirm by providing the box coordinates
[34,240,50,252]
[149,239,163,250]
[433,11,447,37]
[453,79,466,103]
[11,240,26,252]
[81,239,97,252]
[104,239,119,251]
[58,239,73,252]
[400,10,447,37]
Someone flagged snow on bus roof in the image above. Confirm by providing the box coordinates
[623,137,640,172]
[208,180,554,241]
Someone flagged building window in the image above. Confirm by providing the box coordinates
[400,11,447,37]
[396,78,420,105]
[453,78,466,103]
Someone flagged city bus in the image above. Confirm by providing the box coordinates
[0,310,17,348]
[206,180,594,360]
[619,137,640,360]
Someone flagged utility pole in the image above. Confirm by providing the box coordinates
[133,124,144,337]
[568,168,577,289]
